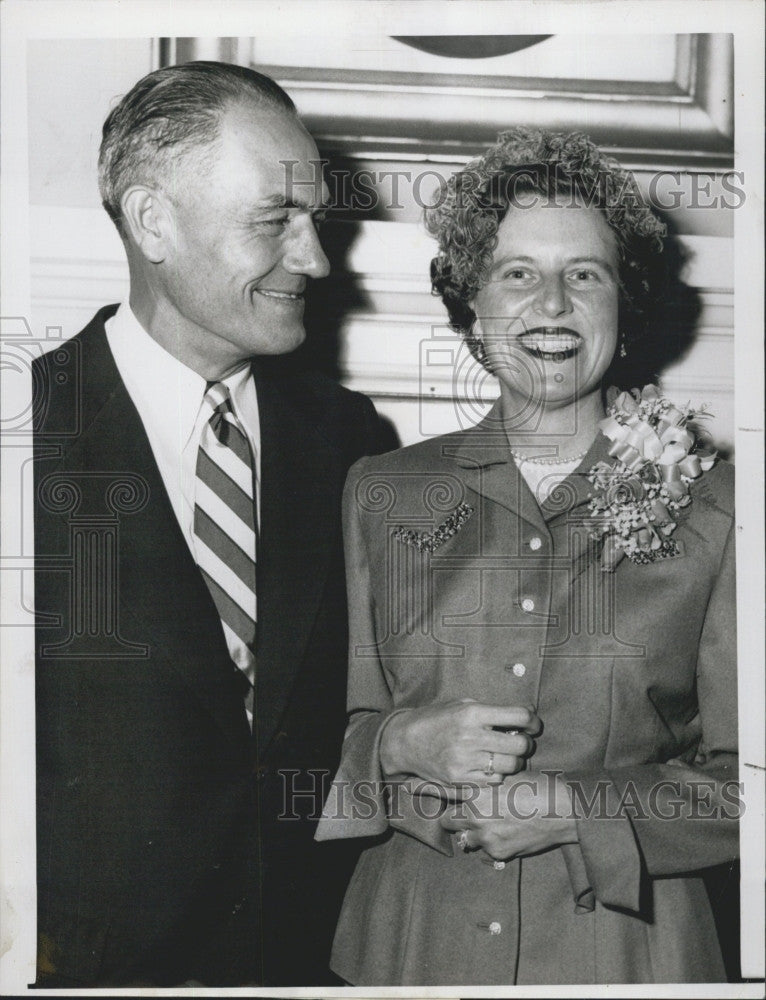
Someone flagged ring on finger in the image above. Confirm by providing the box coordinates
[484,751,495,776]
[457,830,470,852]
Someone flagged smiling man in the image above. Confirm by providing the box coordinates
[33,61,389,987]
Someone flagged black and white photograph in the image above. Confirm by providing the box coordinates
[0,1,763,995]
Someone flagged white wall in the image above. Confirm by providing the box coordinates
[28,39,155,210]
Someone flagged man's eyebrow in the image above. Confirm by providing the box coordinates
[251,195,329,212]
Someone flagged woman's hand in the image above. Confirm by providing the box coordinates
[440,772,578,860]
[379,699,540,797]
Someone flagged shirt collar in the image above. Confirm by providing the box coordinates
[105,302,248,451]
[211,362,253,422]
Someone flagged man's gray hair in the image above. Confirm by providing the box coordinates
[98,60,297,235]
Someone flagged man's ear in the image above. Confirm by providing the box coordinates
[120,186,174,263]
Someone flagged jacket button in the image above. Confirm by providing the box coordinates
[508,662,525,677]
[521,598,535,613]
[477,920,502,935]
[529,536,543,550]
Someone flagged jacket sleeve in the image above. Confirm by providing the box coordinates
[564,518,739,913]
[315,459,453,855]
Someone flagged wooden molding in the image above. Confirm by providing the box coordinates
[249,34,733,170]
[161,35,733,169]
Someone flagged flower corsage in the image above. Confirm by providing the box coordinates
[588,385,717,571]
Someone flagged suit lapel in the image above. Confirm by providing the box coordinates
[61,315,251,755]
[252,369,343,758]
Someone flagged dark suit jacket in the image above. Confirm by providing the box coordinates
[33,305,390,987]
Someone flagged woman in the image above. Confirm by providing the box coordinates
[316,128,737,985]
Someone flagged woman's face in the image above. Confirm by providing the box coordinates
[471,202,620,415]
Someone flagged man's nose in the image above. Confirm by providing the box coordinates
[283,219,331,279]
[535,276,571,318]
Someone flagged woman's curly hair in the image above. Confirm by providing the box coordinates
[425,128,675,377]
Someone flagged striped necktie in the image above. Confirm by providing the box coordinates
[193,382,256,718]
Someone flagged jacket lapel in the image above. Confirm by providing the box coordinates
[446,400,549,536]
[444,401,617,583]
[59,314,251,756]
[251,369,343,758]
[536,431,614,581]
[447,401,614,528]
[539,430,613,521]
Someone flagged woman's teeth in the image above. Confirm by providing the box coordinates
[517,329,581,359]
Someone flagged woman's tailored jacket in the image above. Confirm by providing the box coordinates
[316,402,738,986]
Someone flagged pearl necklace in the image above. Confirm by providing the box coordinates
[510,447,589,466]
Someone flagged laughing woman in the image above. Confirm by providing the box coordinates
[317,129,737,986]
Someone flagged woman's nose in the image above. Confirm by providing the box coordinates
[535,276,571,318]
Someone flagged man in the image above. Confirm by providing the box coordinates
[33,61,389,987]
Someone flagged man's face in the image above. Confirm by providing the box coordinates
[472,202,620,417]
[155,100,330,378]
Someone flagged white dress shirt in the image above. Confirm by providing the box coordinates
[105,302,260,725]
